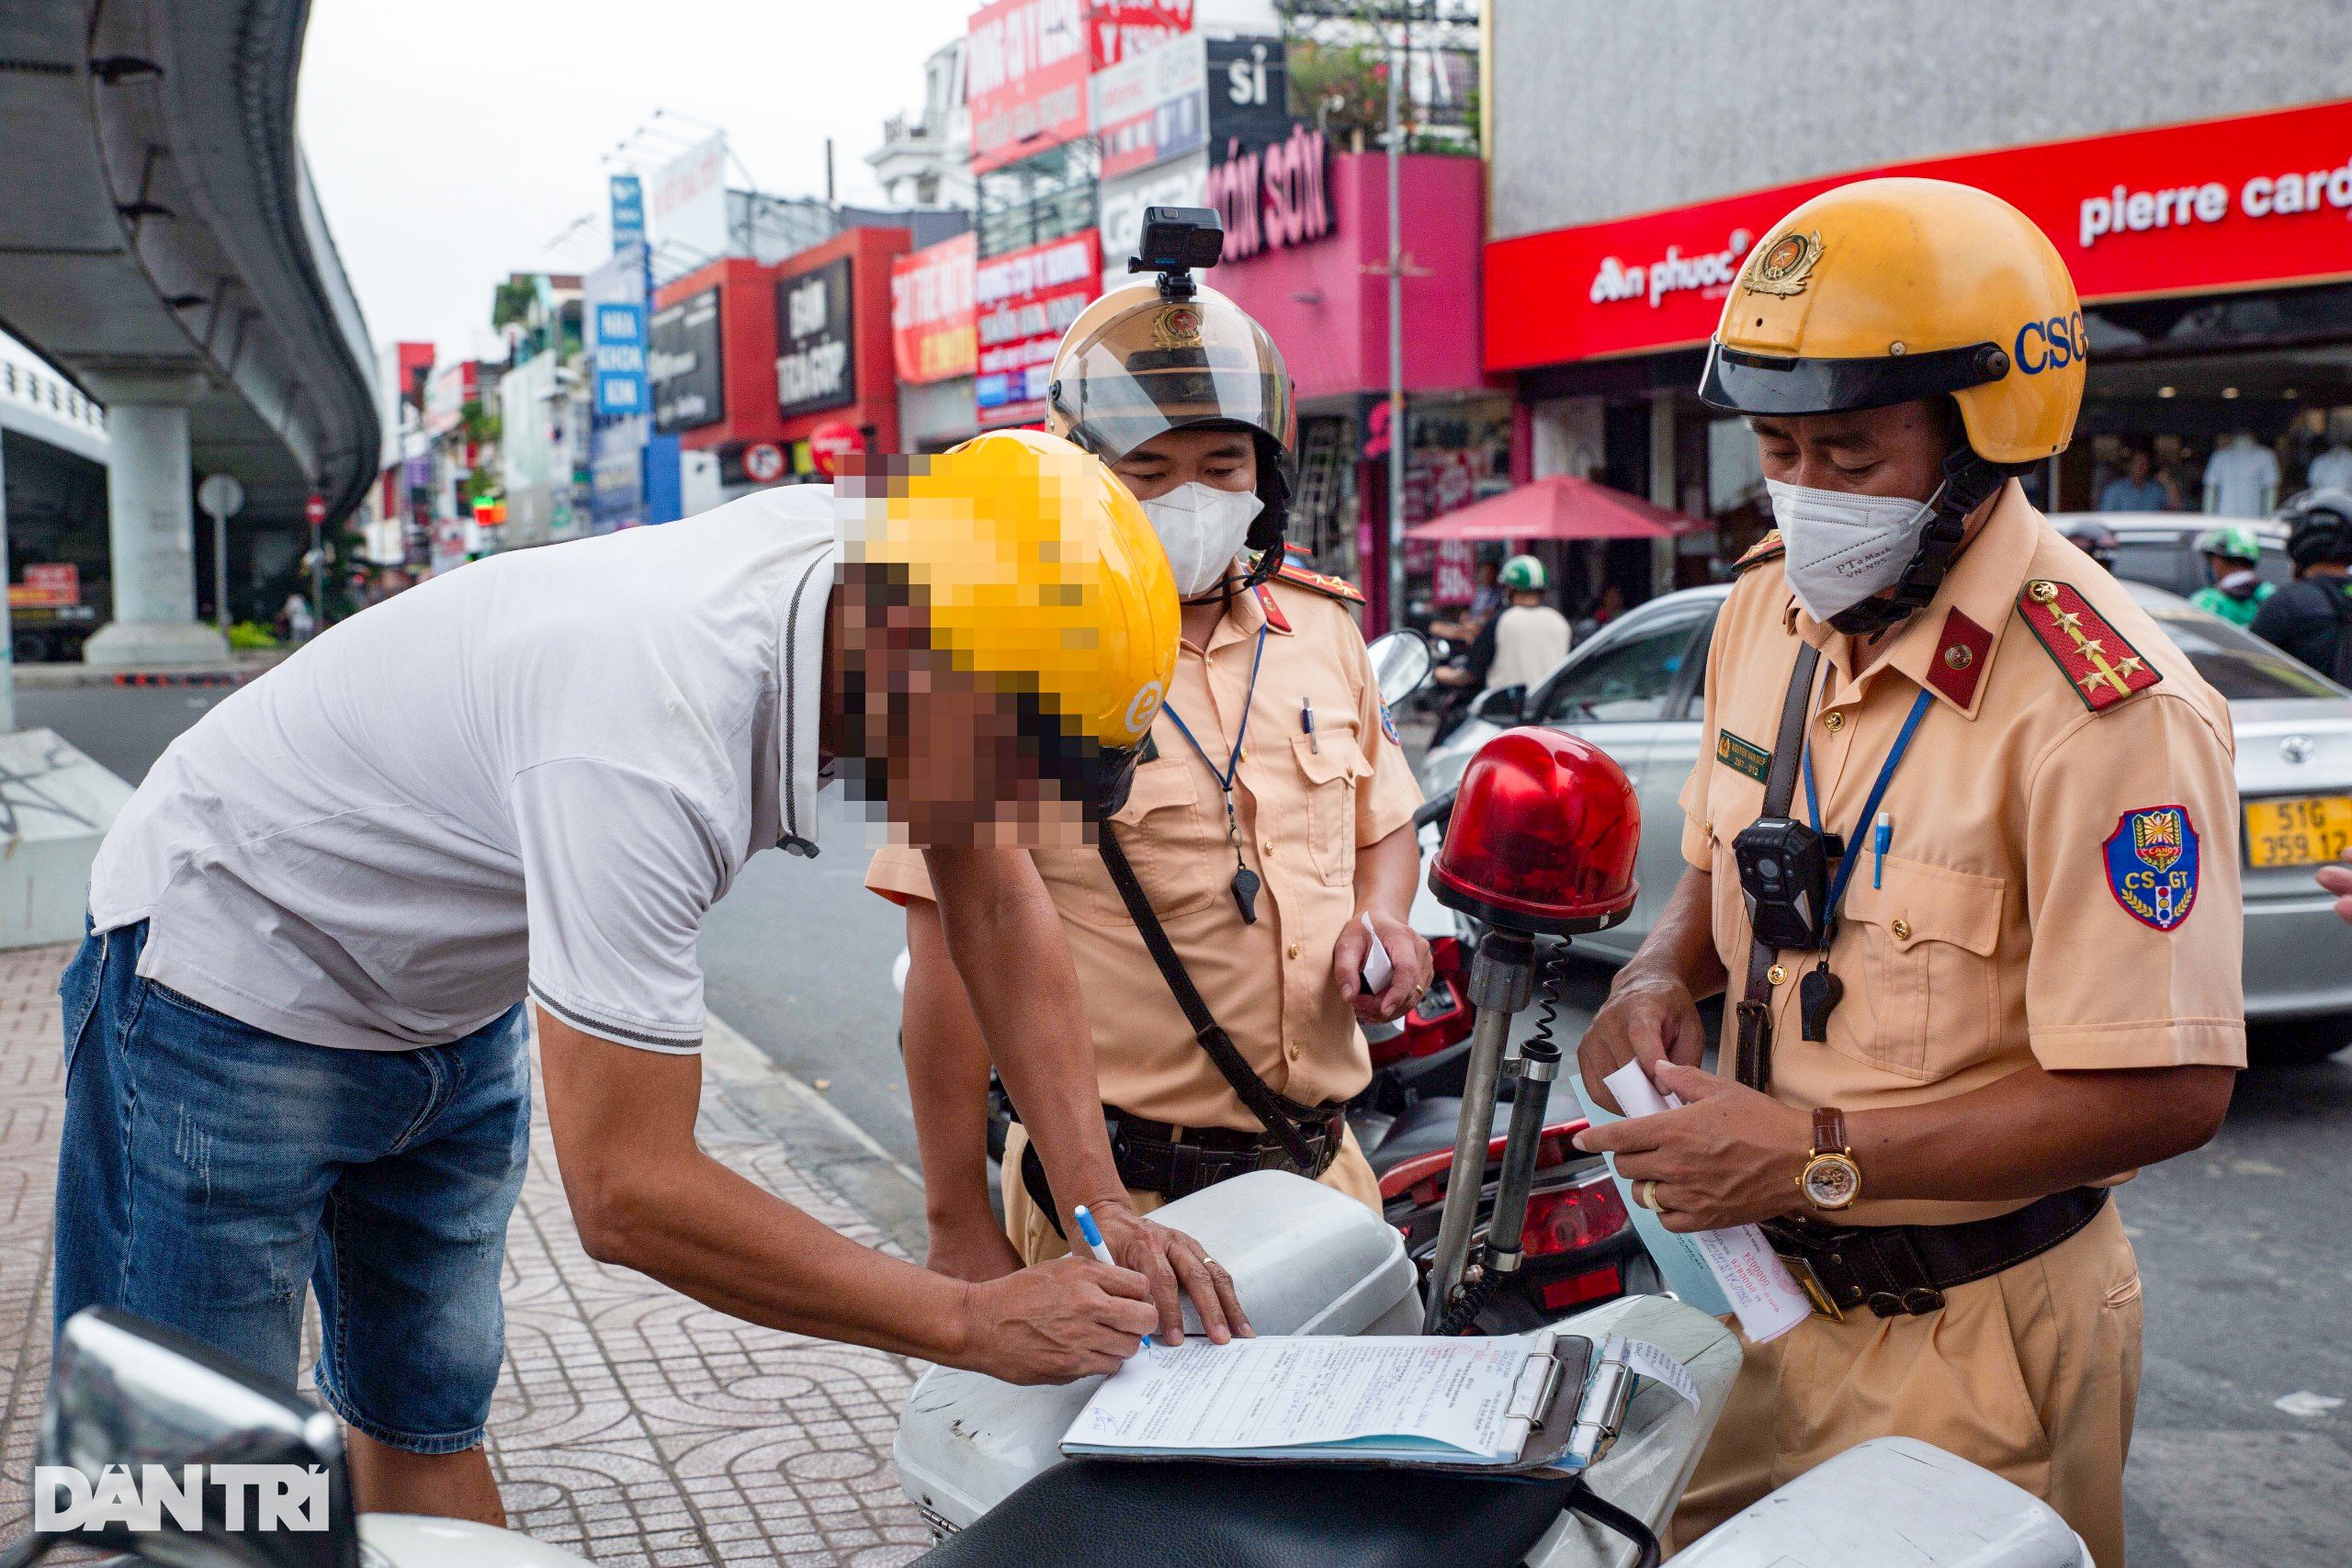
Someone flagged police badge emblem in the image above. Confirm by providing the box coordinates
[2103,806,2199,931]
[1151,304,1204,349]
[1744,230,1823,298]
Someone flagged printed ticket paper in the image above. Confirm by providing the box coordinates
[1595,1061,1813,1343]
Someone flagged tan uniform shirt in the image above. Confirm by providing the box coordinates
[868,575,1423,1131]
[1681,481,2245,1226]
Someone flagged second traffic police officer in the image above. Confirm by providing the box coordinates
[871,233,1431,1318]
[1572,179,2244,1566]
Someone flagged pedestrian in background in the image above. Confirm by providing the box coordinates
[1484,554,1572,691]
[2097,446,2171,512]
[2249,488,2352,682]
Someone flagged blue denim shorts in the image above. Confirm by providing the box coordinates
[52,920,532,1453]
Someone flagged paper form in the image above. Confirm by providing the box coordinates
[1063,1333,1552,1462]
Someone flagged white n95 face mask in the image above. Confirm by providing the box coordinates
[1141,481,1264,598]
[1765,477,1946,625]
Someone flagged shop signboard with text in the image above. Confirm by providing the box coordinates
[649,288,725,434]
[975,230,1101,424]
[967,0,1091,175]
[1091,33,1205,179]
[1487,97,2352,370]
[775,254,857,419]
[650,132,729,268]
[1203,38,1332,262]
[1090,2,1193,69]
[891,231,978,384]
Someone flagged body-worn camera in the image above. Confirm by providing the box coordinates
[1733,816,1841,952]
[1130,206,1224,299]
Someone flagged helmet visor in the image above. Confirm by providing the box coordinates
[1052,297,1295,463]
[1699,340,2010,419]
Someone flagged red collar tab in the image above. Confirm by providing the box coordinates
[1252,582,1294,634]
[1272,560,1364,604]
[2016,580,2162,713]
[1925,608,1993,709]
[1733,530,1786,572]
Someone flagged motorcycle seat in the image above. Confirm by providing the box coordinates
[917,1458,1577,1568]
[1363,1096,1514,1177]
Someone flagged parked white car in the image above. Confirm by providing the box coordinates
[1419,581,2352,1065]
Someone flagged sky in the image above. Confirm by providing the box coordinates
[300,0,977,362]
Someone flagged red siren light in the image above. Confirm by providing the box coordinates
[1430,727,1641,937]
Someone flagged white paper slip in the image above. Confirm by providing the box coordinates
[1600,1061,1812,1344]
[1062,1332,1557,1467]
[1616,1335,1702,1411]
[1359,912,1394,993]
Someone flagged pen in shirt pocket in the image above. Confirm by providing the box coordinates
[1873,811,1892,888]
[1301,699,1318,753]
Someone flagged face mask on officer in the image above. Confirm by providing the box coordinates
[1142,481,1264,599]
[1766,476,1951,625]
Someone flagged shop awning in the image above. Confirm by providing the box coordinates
[1407,475,1703,541]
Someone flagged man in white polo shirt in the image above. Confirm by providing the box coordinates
[51,433,1236,1526]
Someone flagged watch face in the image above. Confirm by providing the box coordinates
[1804,1155,1860,1211]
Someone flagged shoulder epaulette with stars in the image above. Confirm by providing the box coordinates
[2015,578,2164,713]
[1272,559,1364,604]
[1732,530,1785,572]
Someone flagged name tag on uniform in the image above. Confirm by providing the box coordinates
[1716,729,1771,784]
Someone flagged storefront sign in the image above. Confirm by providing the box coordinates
[422,360,476,437]
[890,232,978,384]
[775,255,856,419]
[1487,96,2352,370]
[1206,37,1290,146]
[1091,2,1193,69]
[649,288,724,433]
[650,132,729,266]
[591,302,648,416]
[1207,121,1333,260]
[808,421,865,476]
[967,0,1091,175]
[975,230,1102,422]
[608,175,645,252]
[1091,34,1205,178]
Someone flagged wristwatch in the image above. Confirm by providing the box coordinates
[1798,1107,1862,1213]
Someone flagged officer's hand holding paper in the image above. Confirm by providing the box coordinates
[1571,1060,1811,1343]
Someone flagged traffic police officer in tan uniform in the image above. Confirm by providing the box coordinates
[871,229,1430,1335]
[1574,179,2243,1565]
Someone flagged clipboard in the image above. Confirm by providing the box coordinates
[1061,1334,1666,1478]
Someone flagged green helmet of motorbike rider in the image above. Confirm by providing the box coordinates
[2188,524,2274,629]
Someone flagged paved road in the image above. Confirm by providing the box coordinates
[31,679,2352,1564]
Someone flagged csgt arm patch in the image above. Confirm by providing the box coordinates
[2104,805,2199,931]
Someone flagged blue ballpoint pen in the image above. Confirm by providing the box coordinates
[1073,1204,1153,1348]
[1873,811,1892,889]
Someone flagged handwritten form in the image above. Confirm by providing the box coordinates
[1063,1333,1555,1463]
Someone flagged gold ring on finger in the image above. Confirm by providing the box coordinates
[1635,1179,1663,1213]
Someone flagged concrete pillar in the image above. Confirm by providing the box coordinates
[81,371,228,668]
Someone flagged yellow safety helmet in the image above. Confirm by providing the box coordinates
[839,428,1179,818]
[1699,177,2084,464]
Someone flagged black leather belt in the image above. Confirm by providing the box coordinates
[1018,1107,1346,1235]
[1761,1186,2108,1320]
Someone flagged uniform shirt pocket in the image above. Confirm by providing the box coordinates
[1092,758,1226,922]
[1292,732,1372,886]
[1838,855,2007,1079]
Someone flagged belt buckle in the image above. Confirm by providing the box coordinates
[1772,1247,1846,1323]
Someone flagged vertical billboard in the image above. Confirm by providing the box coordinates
[1204,38,1334,260]
[609,175,645,251]
[591,302,648,416]
[650,133,729,265]
[775,254,857,420]
[649,288,725,433]
[891,231,978,384]
[967,0,1091,175]
[974,230,1102,425]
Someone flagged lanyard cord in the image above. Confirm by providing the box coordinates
[1161,626,1269,791]
[1803,686,1933,926]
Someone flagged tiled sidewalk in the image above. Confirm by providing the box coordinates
[0,942,933,1565]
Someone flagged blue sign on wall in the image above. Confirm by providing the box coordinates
[609,175,646,251]
[592,301,648,416]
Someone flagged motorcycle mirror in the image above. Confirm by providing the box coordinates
[33,1308,359,1568]
[1364,628,1436,708]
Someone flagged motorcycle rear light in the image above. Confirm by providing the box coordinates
[1429,728,1640,936]
[1541,1265,1623,1313]
[1522,1172,1632,1258]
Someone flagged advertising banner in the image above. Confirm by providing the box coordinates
[975,230,1102,423]
[967,0,1091,175]
[609,175,645,252]
[1091,34,1205,179]
[650,132,729,265]
[775,254,857,419]
[1203,38,1332,262]
[649,288,725,433]
[591,302,648,416]
[1089,2,1193,69]
[891,232,978,384]
[1486,96,2352,371]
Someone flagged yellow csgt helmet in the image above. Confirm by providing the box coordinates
[1047,280,1297,581]
[1699,177,2084,464]
[840,428,1179,819]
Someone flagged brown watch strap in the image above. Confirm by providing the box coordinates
[1813,1106,1849,1156]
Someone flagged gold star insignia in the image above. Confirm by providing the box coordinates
[2053,610,2084,633]
[2114,656,2144,677]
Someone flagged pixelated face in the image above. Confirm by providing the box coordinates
[1109,427,1259,502]
[828,572,1091,848]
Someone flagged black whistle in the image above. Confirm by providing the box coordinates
[1800,965,1844,1043]
[1230,865,1261,924]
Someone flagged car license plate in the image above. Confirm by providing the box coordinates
[2244,795,2352,868]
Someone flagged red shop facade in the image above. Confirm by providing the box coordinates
[1485,96,2352,594]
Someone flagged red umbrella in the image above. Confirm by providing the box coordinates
[1408,474,1703,541]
